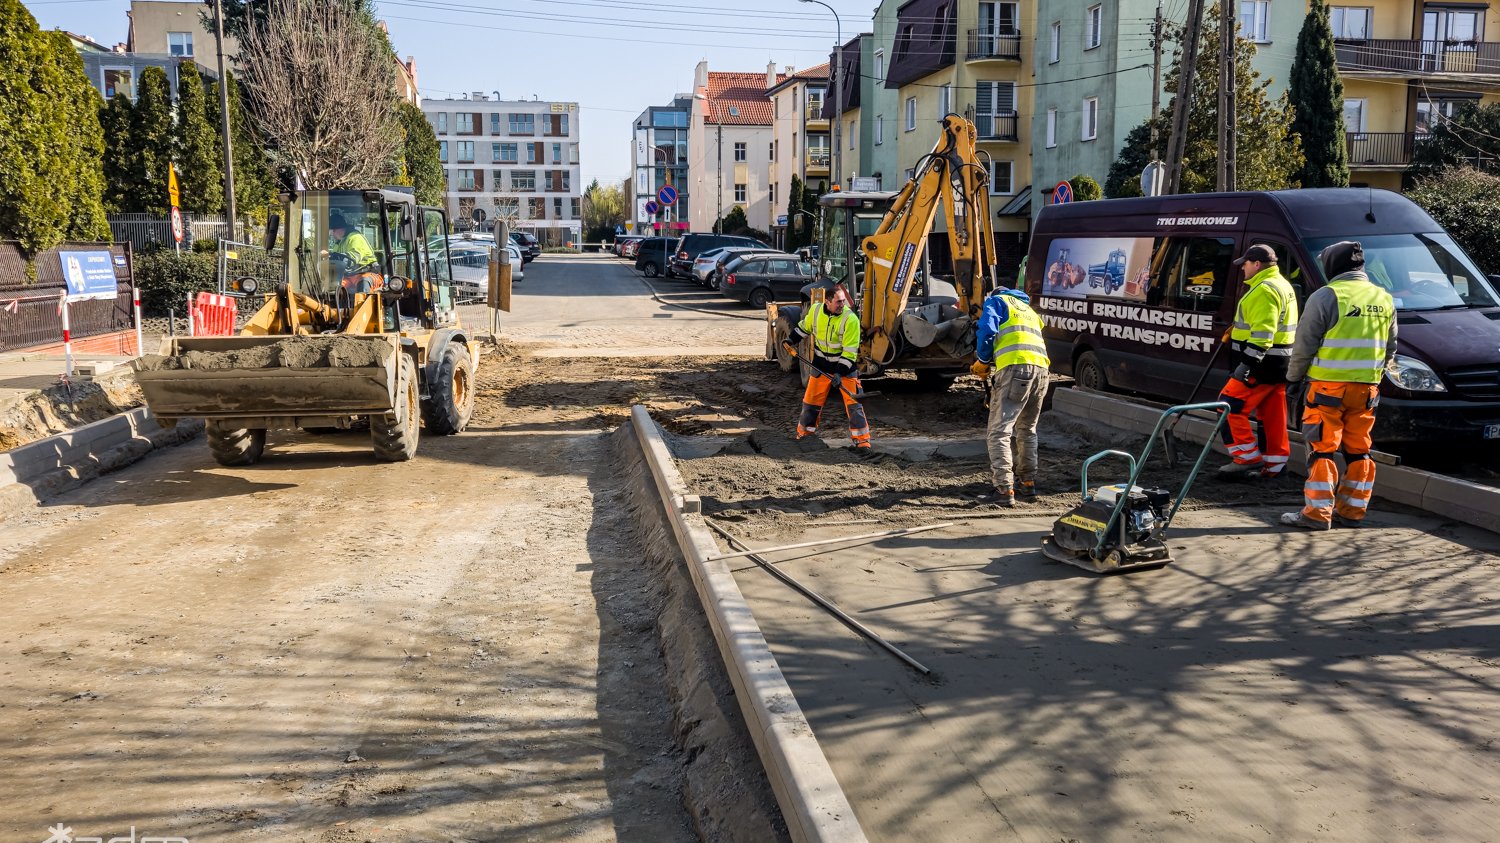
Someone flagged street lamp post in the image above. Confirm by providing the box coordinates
[799,0,842,189]
[652,145,672,277]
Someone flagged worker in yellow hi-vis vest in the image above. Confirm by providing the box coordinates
[1282,241,1397,530]
[971,287,1050,507]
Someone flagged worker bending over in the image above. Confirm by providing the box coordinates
[785,284,871,449]
[972,286,1050,506]
[1218,244,1300,480]
[1282,241,1396,530]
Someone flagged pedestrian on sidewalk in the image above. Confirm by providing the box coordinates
[784,284,871,449]
[972,287,1050,506]
[1217,244,1300,481]
[1281,241,1396,530]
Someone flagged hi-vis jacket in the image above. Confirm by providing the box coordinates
[976,288,1050,369]
[1287,270,1398,384]
[1230,265,1299,383]
[797,302,861,367]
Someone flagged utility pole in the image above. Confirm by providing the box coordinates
[716,123,723,232]
[1217,0,1237,191]
[211,0,237,239]
[1149,2,1163,160]
[1164,0,1206,195]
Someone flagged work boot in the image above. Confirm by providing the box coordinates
[1333,514,1364,529]
[1279,512,1331,531]
[980,488,1016,507]
[1217,462,1265,482]
[1017,480,1038,501]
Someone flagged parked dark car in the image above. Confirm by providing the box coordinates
[694,246,786,289]
[670,233,767,279]
[720,254,816,308]
[509,231,540,263]
[634,237,678,277]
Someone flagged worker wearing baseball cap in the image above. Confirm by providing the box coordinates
[784,284,871,449]
[1281,240,1396,530]
[971,286,1050,506]
[1217,243,1300,481]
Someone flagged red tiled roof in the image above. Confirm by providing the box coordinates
[765,62,831,96]
[703,71,784,125]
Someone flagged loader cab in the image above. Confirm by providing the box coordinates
[817,190,898,299]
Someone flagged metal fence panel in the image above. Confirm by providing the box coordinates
[0,242,135,352]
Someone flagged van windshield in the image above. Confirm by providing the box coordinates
[1304,233,1499,311]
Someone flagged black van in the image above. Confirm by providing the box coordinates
[1026,188,1500,443]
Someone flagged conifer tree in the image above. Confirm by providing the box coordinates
[397,101,444,206]
[785,175,805,251]
[174,61,224,214]
[99,94,135,213]
[128,66,176,216]
[1289,0,1349,187]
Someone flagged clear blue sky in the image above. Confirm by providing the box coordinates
[26,0,868,188]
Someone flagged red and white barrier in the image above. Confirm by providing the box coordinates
[191,292,237,337]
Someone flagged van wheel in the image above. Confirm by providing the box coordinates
[915,369,956,392]
[748,287,772,309]
[1075,351,1108,392]
[643,263,660,278]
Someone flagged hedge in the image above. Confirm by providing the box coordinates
[133,248,218,316]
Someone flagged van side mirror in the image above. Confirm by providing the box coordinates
[264,214,280,251]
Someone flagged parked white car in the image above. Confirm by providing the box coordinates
[446,236,523,303]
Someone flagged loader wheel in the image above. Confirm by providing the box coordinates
[371,354,420,462]
[422,343,475,435]
[207,423,266,467]
[773,315,798,373]
[915,369,956,392]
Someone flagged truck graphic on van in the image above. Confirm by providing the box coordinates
[1087,248,1128,294]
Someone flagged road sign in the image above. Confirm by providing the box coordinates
[850,176,880,192]
[645,199,661,216]
[169,206,185,243]
[657,184,678,206]
[615,224,626,236]
[168,167,180,208]
[1140,161,1166,197]
[471,207,488,223]
[1052,180,1074,205]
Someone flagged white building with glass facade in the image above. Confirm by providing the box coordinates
[421,94,582,245]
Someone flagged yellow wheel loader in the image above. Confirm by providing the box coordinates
[132,188,485,466]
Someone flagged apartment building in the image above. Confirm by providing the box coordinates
[689,61,785,233]
[631,96,692,235]
[422,95,582,246]
[766,63,830,245]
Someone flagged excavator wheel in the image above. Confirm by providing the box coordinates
[773,312,799,373]
[371,354,420,462]
[207,422,266,467]
[422,343,475,435]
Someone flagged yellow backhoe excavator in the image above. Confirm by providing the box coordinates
[132,188,487,466]
[766,114,999,387]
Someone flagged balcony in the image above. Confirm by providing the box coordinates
[966,29,1022,63]
[975,113,1020,142]
[805,151,831,174]
[1345,131,1420,167]
[1335,39,1500,77]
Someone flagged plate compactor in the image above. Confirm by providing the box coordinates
[1041,402,1230,574]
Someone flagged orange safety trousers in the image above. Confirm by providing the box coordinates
[1301,381,1379,524]
[796,373,870,446]
[1218,378,1290,476]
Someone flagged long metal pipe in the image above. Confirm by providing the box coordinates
[707,520,933,677]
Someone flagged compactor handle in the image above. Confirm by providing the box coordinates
[1079,449,1138,502]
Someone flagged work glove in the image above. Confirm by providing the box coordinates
[781,339,799,355]
[831,359,855,377]
[970,360,993,378]
[1230,362,1253,385]
[1221,326,1232,343]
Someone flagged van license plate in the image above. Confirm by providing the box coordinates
[1486,424,1500,440]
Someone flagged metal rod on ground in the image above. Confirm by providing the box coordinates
[703,522,952,563]
[706,520,932,677]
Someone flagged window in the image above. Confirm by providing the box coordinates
[490,113,502,134]
[770,183,777,206]
[102,67,133,99]
[1046,108,1057,148]
[456,141,474,163]
[554,198,564,218]
[552,143,563,163]
[875,116,884,145]
[570,143,580,164]
[807,87,825,115]
[849,120,856,149]
[734,183,747,202]
[1239,0,1270,43]
[1330,7,1372,39]
[512,170,536,192]
[905,167,916,182]
[167,32,193,57]
[989,161,1014,195]
[978,2,1019,36]
[874,49,885,81]
[1082,97,1099,141]
[905,97,917,131]
[496,142,517,162]
[492,169,505,185]
[652,110,687,128]
[734,142,747,162]
[1049,22,1061,63]
[456,113,474,134]
[455,169,476,191]
[807,135,830,168]
[434,113,448,134]
[526,143,538,164]
[438,141,448,162]
[509,113,534,134]
[571,198,581,219]
[1343,98,1366,136]
[528,198,544,219]
[772,140,778,161]
[1086,5,1102,49]
[975,81,1017,139]
[939,84,952,117]
[1144,236,1237,312]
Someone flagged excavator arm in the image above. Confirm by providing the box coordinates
[858,114,998,365]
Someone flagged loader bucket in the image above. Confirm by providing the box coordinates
[131,335,400,422]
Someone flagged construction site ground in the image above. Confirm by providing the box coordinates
[1,254,1497,841]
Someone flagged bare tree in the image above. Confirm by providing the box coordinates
[237,0,401,189]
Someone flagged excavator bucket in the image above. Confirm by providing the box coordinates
[132,334,400,424]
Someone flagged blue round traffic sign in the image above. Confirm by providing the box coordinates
[657,184,678,206]
[645,200,661,215]
[1052,180,1074,204]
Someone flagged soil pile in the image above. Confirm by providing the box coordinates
[0,370,142,453]
[134,336,392,371]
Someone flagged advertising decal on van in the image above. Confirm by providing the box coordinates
[1043,237,1153,300]
[1036,296,1217,352]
